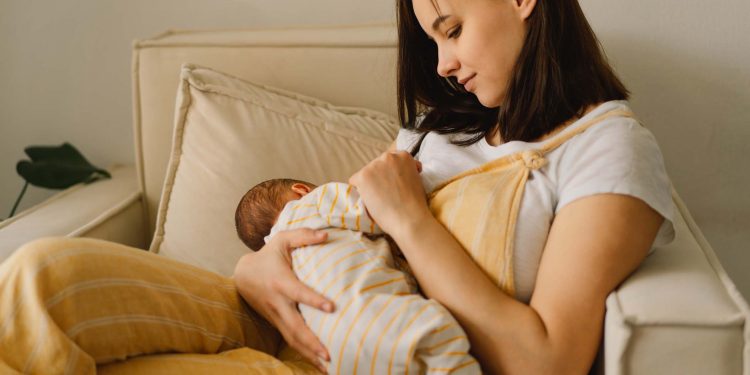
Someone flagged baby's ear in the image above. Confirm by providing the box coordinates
[291,183,313,197]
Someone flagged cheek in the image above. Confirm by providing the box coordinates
[488,36,521,78]
[468,47,513,107]
[487,7,528,71]
[479,34,526,102]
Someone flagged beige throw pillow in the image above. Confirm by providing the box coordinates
[150,64,398,276]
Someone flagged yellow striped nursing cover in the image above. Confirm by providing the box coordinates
[427,109,634,297]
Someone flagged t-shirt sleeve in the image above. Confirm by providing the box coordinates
[555,118,676,249]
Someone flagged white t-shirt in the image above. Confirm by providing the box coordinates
[396,101,675,304]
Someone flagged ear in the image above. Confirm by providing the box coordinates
[516,0,537,20]
[290,183,314,197]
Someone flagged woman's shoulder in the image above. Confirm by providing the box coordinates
[549,101,676,246]
[553,101,664,165]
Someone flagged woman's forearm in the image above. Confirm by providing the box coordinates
[392,215,556,374]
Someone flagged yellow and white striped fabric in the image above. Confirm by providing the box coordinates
[267,182,480,375]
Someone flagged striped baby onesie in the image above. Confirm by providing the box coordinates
[265,182,480,374]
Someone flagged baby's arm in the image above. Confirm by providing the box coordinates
[270,182,381,240]
[311,182,381,234]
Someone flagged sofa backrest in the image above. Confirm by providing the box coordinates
[132,24,398,237]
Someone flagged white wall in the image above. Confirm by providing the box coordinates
[0,0,395,218]
[1,1,747,297]
[579,0,750,298]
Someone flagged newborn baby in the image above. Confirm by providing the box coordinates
[235,179,480,374]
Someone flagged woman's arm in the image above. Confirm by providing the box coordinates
[231,140,398,371]
[233,229,334,373]
[349,151,664,374]
[393,193,663,375]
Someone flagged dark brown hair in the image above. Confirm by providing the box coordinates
[235,178,313,251]
[396,0,629,153]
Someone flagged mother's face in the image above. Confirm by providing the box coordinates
[412,0,537,108]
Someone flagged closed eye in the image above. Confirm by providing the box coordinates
[448,25,462,39]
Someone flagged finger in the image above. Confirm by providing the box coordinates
[278,324,328,373]
[281,277,335,313]
[278,228,328,249]
[416,160,423,173]
[277,301,331,365]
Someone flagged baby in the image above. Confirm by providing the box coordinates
[235,179,480,374]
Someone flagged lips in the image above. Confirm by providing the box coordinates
[458,73,476,85]
[460,74,477,92]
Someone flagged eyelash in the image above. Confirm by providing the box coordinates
[448,26,462,39]
[426,25,461,42]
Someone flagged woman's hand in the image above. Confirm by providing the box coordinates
[233,228,334,372]
[348,150,429,241]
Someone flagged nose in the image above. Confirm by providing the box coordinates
[436,44,459,78]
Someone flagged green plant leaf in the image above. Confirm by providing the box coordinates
[16,142,111,190]
[24,142,91,166]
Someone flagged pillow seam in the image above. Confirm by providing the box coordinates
[150,78,192,253]
[185,64,396,122]
[189,83,395,148]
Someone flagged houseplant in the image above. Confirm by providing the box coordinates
[7,142,110,218]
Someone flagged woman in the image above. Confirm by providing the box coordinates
[1,0,673,374]
[236,0,673,373]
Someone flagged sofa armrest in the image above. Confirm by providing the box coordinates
[601,189,749,375]
[0,165,148,263]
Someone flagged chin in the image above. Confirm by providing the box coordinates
[476,92,503,109]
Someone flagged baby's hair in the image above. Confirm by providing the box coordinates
[235,178,313,251]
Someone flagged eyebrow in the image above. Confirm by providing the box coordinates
[431,15,451,31]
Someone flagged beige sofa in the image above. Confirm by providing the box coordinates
[0,24,747,374]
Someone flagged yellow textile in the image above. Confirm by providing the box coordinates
[0,237,322,374]
[428,109,634,296]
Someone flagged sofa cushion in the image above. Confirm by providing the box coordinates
[150,64,398,275]
[132,25,398,237]
[601,190,748,375]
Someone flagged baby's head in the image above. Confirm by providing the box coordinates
[235,178,317,251]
